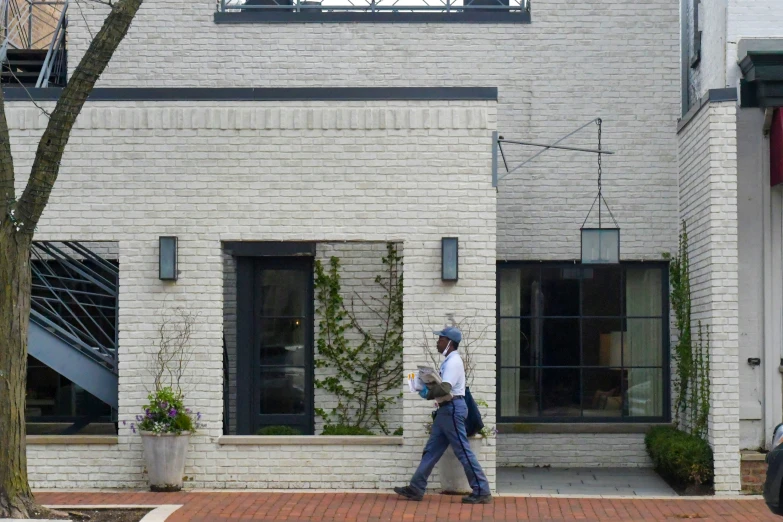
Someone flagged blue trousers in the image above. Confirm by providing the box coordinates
[410,397,490,496]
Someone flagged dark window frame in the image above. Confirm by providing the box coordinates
[214,1,531,24]
[236,254,315,435]
[496,261,671,424]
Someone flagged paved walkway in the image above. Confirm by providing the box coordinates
[498,467,676,496]
[35,491,776,521]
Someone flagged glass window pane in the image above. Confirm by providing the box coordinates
[258,269,308,317]
[540,368,580,417]
[582,318,623,367]
[500,368,539,417]
[626,267,663,317]
[582,369,624,418]
[541,318,579,366]
[259,318,305,365]
[626,368,663,417]
[625,319,663,367]
[582,266,623,316]
[259,367,306,415]
[499,266,539,317]
[540,266,580,316]
[499,318,536,368]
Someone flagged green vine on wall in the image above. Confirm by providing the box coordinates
[313,243,404,435]
[666,221,710,440]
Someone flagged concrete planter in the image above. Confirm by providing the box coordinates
[140,431,191,492]
[437,436,485,494]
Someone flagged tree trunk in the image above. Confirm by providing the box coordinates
[0,223,34,518]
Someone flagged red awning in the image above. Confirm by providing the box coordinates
[772,109,783,186]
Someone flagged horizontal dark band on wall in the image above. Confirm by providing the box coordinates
[2,87,499,102]
[677,88,738,134]
[498,423,674,435]
[223,241,316,257]
[214,11,531,24]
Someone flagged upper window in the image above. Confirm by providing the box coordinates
[216,0,531,23]
[497,263,669,422]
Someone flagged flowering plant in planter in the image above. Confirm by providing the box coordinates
[132,387,200,435]
[131,306,200,492]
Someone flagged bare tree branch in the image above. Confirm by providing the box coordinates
[15,0,143,234]
[0,88,14,221]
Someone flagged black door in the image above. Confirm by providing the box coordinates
[236,256,313,435]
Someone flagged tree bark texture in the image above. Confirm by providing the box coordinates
[0,225,33,518]
[0,0,144,517]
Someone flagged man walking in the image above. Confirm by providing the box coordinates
[394,326,492,504]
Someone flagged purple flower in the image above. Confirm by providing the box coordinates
[130,423,137,434]
[146,410,154,418]
[185,408,192,414]
[122,420,126,426]
[168,408,177,418]
[196,412,202,420]
[136,415,143,422]
[160,401,169,410]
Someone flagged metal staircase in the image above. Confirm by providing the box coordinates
[29,241,119,409]
[0,0,68,87]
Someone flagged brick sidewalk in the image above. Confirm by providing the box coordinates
[34,491,778,521]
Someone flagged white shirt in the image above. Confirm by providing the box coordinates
[439,350,466,398]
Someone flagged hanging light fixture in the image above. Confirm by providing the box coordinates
[581,119,620,264]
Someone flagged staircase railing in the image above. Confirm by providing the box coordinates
[30,241,119,374]
[0,0,67,85]
[35,0,65,87]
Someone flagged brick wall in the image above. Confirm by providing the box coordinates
[16,98,497,490]
[65,0,680,263]
[498,434,651,468]
[740,453,767,494]
[677,99,741,494]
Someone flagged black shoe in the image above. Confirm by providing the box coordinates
[462,493,492,504]
[394,486,424,501]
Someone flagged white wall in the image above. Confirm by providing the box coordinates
[677,99,741,494]
[18,98,498,489]
[736,107,766,451]
[727,0,783,90]
[66,0,681,263]
[498,433,651,468]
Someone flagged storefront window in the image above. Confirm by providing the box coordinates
[498,263,669,422]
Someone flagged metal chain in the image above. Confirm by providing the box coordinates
[596,118,602,196]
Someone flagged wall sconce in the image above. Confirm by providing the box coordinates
[581,228,620,264]
[441,237,458,282]
[159,236,178,281]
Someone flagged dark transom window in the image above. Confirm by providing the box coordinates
[497,262,669,422]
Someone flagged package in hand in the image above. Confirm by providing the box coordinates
[407,366,441,393]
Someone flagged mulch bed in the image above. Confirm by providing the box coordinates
[30,508,152,522]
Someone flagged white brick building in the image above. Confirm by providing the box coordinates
[679,0,783,494]
[14,0,697,493]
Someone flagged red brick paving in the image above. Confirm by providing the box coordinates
[34,491,779,521]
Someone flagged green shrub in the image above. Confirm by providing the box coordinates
[322,425,375,436]
[256,425,302,436]
[645,426,713,486]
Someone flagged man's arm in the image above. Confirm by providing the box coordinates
[425,382,453,400]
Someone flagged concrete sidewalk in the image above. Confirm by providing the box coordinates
[35,491,775,521]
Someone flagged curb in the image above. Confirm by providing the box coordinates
[141,505,183,522]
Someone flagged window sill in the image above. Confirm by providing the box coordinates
[26,435,118,445]
[497,423,674,435]
[218,435,404,445]
[741,451,767,462]
[214,11,531,24]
